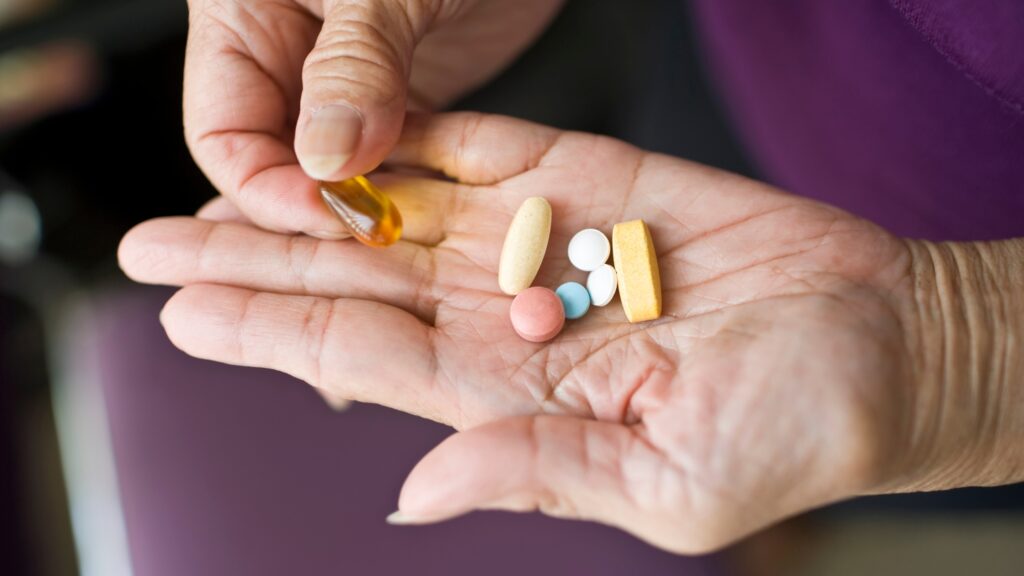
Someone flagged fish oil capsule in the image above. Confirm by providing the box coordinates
[319,176,403,247]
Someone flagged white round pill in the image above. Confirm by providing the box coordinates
[567,228,610,271]
[586,264,618,307]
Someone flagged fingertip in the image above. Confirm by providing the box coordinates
[159,283,205,323]
[298,154,350,181]
[396,443,469,519]
[159,286,195,349]
[118,217,195,283]
[396,419,533,520]
[316,387,353,411]
[384,510,446,526]
[159,285,216,358]
[229,164,351,237]
[294,104,363,180]
[117,220,149,280]
[158,284,243,360]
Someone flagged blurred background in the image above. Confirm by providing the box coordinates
[1,0,1021,575]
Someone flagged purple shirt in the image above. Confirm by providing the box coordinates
[690,0,1024,241]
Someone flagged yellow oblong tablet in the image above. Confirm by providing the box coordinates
[498,197,552,295]
[612,219,662,322]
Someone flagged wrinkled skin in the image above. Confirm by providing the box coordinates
[185,0,563,235]
[120,112,922,553]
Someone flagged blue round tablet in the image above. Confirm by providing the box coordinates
[555,281,591,320]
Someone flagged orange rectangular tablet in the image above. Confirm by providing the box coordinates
[612,219,662,322]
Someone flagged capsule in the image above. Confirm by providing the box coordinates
[319,176,403,247]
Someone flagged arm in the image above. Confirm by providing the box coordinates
[896,239,1024,491]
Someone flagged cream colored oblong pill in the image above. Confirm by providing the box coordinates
[499,197,552,295]
[612,219,662,322]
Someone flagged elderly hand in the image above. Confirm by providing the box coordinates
[183,0,563,236]
[120,112,1020,553]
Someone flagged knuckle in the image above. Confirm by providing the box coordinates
[304,4,414,103]
[300,297,336,386]
[119,219,198,281]
[305,47,403,104]
[285,234,320,293]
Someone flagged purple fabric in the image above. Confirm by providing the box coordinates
[92,288,722,575]
[889,0,1024,113]
[690,0,1024,241]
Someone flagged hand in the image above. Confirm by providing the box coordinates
[184,0,564,236]
[121,112,932,553]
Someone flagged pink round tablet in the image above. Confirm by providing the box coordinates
[510,287,565,343]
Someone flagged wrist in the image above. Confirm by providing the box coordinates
[893,239,1024,492]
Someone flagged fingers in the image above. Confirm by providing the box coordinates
[184,1,347,237]
[295,0,435,181]
[389,112,562,185]
[195,172,457,245]
[392,415,703,553]
[160,284,451,423]
[119,217,440,322]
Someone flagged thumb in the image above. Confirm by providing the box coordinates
[295,0,428,181]
[390,415,700,553]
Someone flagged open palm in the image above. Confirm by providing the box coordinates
[120,112,921,552]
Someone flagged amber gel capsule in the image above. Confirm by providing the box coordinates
[319,176,403,247]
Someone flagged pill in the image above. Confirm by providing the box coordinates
[586,264,618,306]
[555,281,591,319]
[510,287,565,342]
[567,228,611,271]
[319,176,403,247]
[611,219,662,322]
[498,197,552,295]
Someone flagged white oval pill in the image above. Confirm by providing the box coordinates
[498,197,552,295]
[586,264,618,306]
[567,228,610,271]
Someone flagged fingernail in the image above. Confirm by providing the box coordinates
[296,104,363,180]
[385,510,433,526]
[309,229,350,241]
[318,391,352,411]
